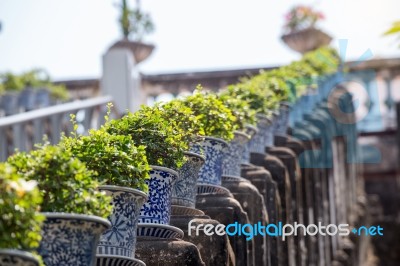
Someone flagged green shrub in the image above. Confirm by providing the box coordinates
[7,144,112,218]
[220,81,276,117]
[0,69,69,101]
[250,46,340,101]
[156,99,203,146]
[301,46,340,75]
[0,72,24,92]
[179,86,237,141]
[20,69,50,87]
[217,92,256,130]
[0,163,44,250]
[105,105,188,170]
[47,84,69,101]
[61,119,150,192]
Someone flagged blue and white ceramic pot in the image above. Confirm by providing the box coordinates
[139,166,179,225]
[270,111,279,136]
[97,186,147,258]
[17,87,36,112]
[196,183,232,196]
[96,255,146,266]
[223,131,250,177]
[0,249,39,266]
[257,114,274,149]
[275,102,290,136]
[242,125,258,164]
[172,152,205,208]
[38,213,111,266]
[248,115,270,154]
[1,92,18,116]
[190,136,229,186]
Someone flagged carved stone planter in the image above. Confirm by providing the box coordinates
[109,40,155,64]
[172,152,205,208]
[281,27,332,54]
[97,186,148,258]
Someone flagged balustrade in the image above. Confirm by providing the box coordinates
[0,95,114,161]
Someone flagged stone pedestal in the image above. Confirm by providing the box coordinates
[270,138,308,266]
[241,165,282,266]
[250,152,295,266]
[135,238,205,266]
[222,175,269,266]
[196,193,250,266]
[170,214,235,266]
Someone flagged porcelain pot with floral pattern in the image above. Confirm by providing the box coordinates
[223,131,250,177]
[242,125,258,164]
[190,136,229,186]
[258,115,274,148]
[172,152,205,208]
[38,213,110,266]
[96,186,147,258]
[275,102,290,136]
[248,115,270,153]
[139,166,179,225]
[0,249,40,266]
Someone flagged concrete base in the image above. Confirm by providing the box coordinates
[170,214,235,266]
[135,238,205,266]
[196,193,250,266]
[222,175,269,266]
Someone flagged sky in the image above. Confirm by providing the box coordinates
[0,0,399,81]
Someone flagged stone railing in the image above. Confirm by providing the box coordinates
[343,58,400,133]
[0,95,114,161]
[142,58,400,134]
[0,73,375,266]
[0,88,54,117]
[53,58,400,136]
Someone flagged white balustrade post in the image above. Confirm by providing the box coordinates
[101,48,143,114]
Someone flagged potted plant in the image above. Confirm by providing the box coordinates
[262,47,341,131]
[0,69,69,114]
[301,46,341,78]
[220,82,276,154]
[260,70,299,136]
[105,105,187,225]
[21,69,69,105]
[0,163,44,266]
[110,0,155,64]
[155,100,206,209]
[7,144,112,266]
[59,109,150,260]
[178,86,237,187]
[281,5,331,54]
[217,93,254,176]
[17,69,64,111]
[0,72,24,115]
